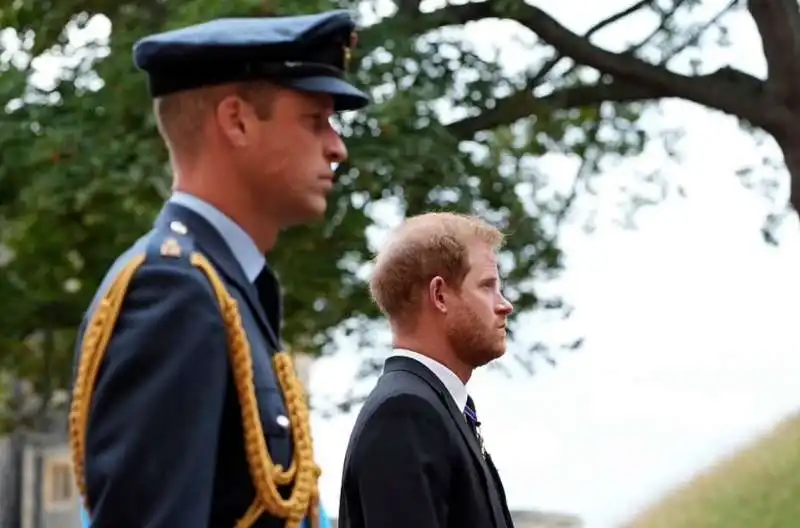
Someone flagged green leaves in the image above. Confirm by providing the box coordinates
[0,0,649,418]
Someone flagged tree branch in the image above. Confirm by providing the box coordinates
[363,1,783,133]
[446,79,646,139]
[394,0,423,19]
[747,0,800,106]
[653,0,738,64]
[526,0,658,91]
[447,67,766,140]
[509,2,778,128]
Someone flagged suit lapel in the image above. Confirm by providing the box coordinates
[485,453,514,527]
[383,357,509,528]
[154,203,281,350]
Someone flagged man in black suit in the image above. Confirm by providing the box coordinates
[67,10,368,528]
[338,212,516,528]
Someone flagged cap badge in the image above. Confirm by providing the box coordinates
[343,31,357,71]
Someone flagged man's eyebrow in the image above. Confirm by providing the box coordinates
[479,276,498,286]
[302,107,334,118]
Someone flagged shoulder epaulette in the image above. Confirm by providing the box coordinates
[144,220,196,265]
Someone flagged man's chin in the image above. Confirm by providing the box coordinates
[491,345,507,360]
[284,201,328,227]
[471,346,506,368]
[308,196,329,219]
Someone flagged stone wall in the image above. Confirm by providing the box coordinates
[0,432,81,528]
[0,435,20,528]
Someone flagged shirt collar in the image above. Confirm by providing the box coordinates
[390,348,469,411]
[169,192,265,282]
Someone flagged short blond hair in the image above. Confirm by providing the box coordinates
[153,82,277,156]
[369,212,504,324]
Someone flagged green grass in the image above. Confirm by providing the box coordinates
[627,413,800,528]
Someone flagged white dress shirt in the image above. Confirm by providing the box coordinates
[390,348,469,412]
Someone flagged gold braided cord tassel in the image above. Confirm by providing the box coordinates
[307,488,321,528]
[67,252,320,528]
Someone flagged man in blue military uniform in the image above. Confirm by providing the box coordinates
[67,10,368,528]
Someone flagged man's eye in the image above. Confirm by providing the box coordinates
[308,115,329,130]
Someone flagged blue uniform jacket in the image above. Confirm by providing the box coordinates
[72,202,307,527]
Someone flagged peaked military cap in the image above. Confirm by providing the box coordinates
[132,10,369,111]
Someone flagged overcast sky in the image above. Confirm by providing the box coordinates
[309,1,800,526]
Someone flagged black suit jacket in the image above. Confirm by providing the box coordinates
[73,202,292,527]
[338,356,515,528]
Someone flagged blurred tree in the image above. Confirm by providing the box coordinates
[4,0,773,420]
[400,0,795,238]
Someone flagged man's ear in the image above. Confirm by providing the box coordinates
[429,276,448,314]
[215,96,253,147]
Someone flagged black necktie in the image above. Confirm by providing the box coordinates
[464,396,480,431]
[464,396,486,456]
[254,265,282,339]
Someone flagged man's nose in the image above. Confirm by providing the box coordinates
[497,296,513,315]
[326,132,348,166]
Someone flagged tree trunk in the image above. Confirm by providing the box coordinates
[774,126,800,214]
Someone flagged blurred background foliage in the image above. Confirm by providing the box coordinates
[3,0,751,424]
